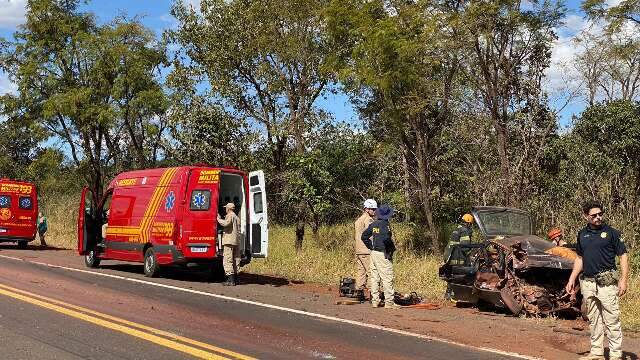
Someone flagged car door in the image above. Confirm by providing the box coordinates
[77,187,97,255]
[248,170,268,257]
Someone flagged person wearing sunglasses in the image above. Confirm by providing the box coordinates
[565,201,628,360]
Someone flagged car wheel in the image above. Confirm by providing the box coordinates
[143,247,161,278]
[84,248,101,268]
[500,287,523,316]
[17,240,27,249]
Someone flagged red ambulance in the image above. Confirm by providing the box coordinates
[77,166,268,277]
[0,179,38,248]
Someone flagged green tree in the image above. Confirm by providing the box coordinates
[170,0,336,250]
[0,0,168,200]
[457,0,564,206]
[327,0,460,251]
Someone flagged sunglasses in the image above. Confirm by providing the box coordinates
[588,212,604,219]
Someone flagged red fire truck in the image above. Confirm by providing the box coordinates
[0,179,38,248]
[77,166,268,277]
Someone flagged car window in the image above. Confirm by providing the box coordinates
[477,210,531,236]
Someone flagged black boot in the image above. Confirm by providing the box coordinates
[223,274,236,286]
[222,275,233,286]
[233,273,239,285]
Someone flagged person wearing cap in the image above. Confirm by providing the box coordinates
[548,228,567,247]
[443,213,474,263]
[101,209,110,241]
[361,204,400,309]
[217,203,241,286]
[354,199,377,296]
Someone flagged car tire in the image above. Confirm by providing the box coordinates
[17,240,27,249]
[500,287,523,316]
[143,247,161,278]
[84,248,101,268]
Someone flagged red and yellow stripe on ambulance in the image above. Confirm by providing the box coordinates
[105,168,178,244]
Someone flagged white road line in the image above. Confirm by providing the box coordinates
[0,254,542,360]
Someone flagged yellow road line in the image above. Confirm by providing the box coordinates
[0,283,255,360]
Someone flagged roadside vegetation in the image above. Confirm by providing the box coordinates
[2,0,640,331]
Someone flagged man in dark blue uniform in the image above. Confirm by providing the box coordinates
[361,204,400,309]
[566,201,628,360]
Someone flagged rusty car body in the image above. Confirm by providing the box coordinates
[439,206,583,316]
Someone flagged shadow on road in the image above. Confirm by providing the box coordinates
[238,273,291,287]
[0,244,67,251]
[97,263,292,287]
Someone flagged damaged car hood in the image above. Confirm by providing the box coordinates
[493,235,575,270]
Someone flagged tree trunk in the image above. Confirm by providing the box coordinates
[401,145,412,222]
[414,128,439,253]
[493,114,511,206]
[295,216,305,252]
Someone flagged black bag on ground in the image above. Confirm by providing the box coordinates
[339,277,357,298]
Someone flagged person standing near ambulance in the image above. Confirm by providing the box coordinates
[36,212,48,247]
[361,204,400,309]
[566,201,628,360]
[217,203,241,286]
[354,199,377,296]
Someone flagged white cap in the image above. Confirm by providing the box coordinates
[363,199,377,209]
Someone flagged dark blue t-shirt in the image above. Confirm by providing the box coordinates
[576,223,627,277]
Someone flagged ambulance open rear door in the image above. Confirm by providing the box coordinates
[77,187,96,255]
[248,170,268,257]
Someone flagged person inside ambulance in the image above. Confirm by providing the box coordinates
[217,203,241,286]
[101,209,110,241]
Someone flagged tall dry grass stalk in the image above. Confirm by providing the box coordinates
[40,193,79,249]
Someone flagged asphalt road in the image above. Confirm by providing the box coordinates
[0,253,520,360]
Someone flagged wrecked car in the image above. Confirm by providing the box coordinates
[439,206,583,317]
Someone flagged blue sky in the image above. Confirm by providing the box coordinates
[0,0,600,126]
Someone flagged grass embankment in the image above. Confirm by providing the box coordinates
[42,197,640,331]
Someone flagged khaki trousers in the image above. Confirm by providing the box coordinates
[355,254,370,290]
[370,251,394,305]
[223,245,240,276]
[580,278,623,358]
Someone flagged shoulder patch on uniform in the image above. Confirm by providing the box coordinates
[601,232,607,239]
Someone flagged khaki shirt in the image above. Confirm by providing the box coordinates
[218,212,241,246]
[354,213,374,255]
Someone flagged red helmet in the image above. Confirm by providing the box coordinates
[548,228,563,240]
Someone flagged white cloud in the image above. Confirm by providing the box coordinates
[0,0,26,30]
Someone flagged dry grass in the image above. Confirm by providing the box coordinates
[40,193,78,249]
[42,200,640,331]
[245,224,446,299]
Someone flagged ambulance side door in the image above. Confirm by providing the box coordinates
[248,170,268,257]
[77,187,96,255]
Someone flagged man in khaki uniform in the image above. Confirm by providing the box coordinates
[566,201,628,360]
[361,204,400,309]
[217,203,241,286]
[354,199,377,296]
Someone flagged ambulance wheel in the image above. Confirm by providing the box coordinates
[17,241,28,249]
[144,248,161,278]
[84,248,101,268]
